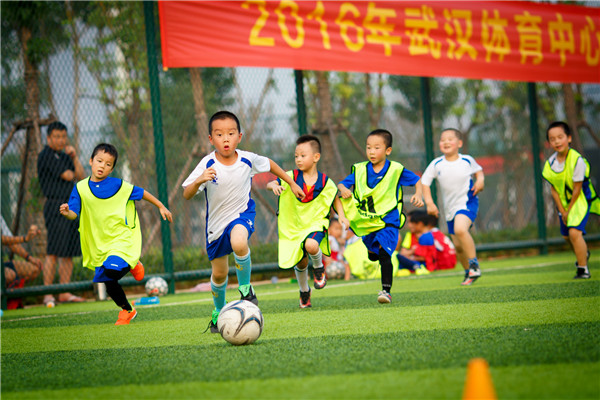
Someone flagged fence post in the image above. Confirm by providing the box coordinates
[143,1,175,292]
[294,70,307,136]
[420,77,436,203]
[527,82,548,254]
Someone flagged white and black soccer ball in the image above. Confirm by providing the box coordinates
[217,300,264,346]
[145,277,168,296]
[326,261,345,280]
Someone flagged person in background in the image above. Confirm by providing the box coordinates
[421,128,484,286]
[2,216,43,308]
[37,121,86,306]
[267,134,348,308]
[339,128,424,304]
[542,121,599,279]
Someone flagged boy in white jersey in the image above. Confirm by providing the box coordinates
[421,128,484,285]
[182,111,304,332]
[542,121,599,279]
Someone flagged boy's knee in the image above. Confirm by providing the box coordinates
[211,272,227,284]
[568,228,583,241]
[304,239,319,254]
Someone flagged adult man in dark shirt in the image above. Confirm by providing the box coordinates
[37,121,86,306]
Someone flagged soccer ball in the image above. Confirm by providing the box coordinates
[145,277,168,296]
[217,300,264,346]
[326,261,345,280]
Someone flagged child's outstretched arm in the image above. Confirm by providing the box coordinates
[472,170,485,195]
[269,159,305,200]
[422,184,439,217]
[266,179,284,196]
[410,180,424,207]
[143,191,173,222]
[333,196,350,230]
[59,203,77,220]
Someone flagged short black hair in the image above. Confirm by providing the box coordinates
[426,213,438,228]
[47,121,67,137]
[208,111,241,134]
[296,134,321,154]
[546,121,572,141]
[367,129,393,148]
[441,128,463,141]
[408,210,429,225]
[91,143,119,167]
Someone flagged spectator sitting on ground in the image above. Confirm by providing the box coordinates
[2,216,43,309]
[396,210,456,274]
[323,219,351,280]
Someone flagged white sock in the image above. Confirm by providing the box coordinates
[308,249,323,269]
[295,266,310,292]
[578,265,589,273]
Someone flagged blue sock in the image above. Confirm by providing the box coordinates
[234,250,252,287]
[468,258,479,268]
[211,277,227,312]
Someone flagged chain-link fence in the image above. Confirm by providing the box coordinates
[2,2,599,306]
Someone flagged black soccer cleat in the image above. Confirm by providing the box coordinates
[313,267,327,289]
[299,289,312,308]
[239,284,258,305]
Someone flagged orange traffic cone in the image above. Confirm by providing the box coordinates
[463,358,497,400]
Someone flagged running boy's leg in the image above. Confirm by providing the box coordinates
[452,214,481,285]
[305,237,326,289]
[294,256,311,308]
[568,228,590,278]
[103,267,137,325]
[230,224,258,304]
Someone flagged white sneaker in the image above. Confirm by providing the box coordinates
[377,290,392,304]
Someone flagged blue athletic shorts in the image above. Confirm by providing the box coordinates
[207,212,256,261]
[447,209,478,235]
[558,208,590,236]
[362,226,398,256]
[93,255,131,283]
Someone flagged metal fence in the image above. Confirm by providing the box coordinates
[2,2,599,307]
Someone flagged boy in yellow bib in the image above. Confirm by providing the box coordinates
[543,121,599,279]
[267,135,348,308]
[60,143,172,325]
[339,129,423,304]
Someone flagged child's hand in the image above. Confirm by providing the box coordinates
[200,167,217,184]
[59,203,70,216]
[271,184,285,196]
[159,206,173,223]
[410,194,424,207]
[339,186,352,199]
[339,216,350,231]
[426,203,439,218]
[472,179,484,195]
[290,182,305,200]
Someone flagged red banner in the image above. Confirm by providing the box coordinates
[158,1,600,83]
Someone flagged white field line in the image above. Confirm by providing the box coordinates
[0,260,568,323]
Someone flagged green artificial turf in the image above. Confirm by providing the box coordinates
[2,250,599,399]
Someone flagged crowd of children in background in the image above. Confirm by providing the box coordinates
[18,109,591,326]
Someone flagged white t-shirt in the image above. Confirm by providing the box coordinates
[421,154,483,221]
[1,216,13,237]
[546,152,585,181]
[182,150,270,243]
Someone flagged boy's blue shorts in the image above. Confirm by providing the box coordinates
[207,211,256,261]
[93,255,131,283]
[447,209,477,235]
[362,226,398,256]
[558,208,590,236]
